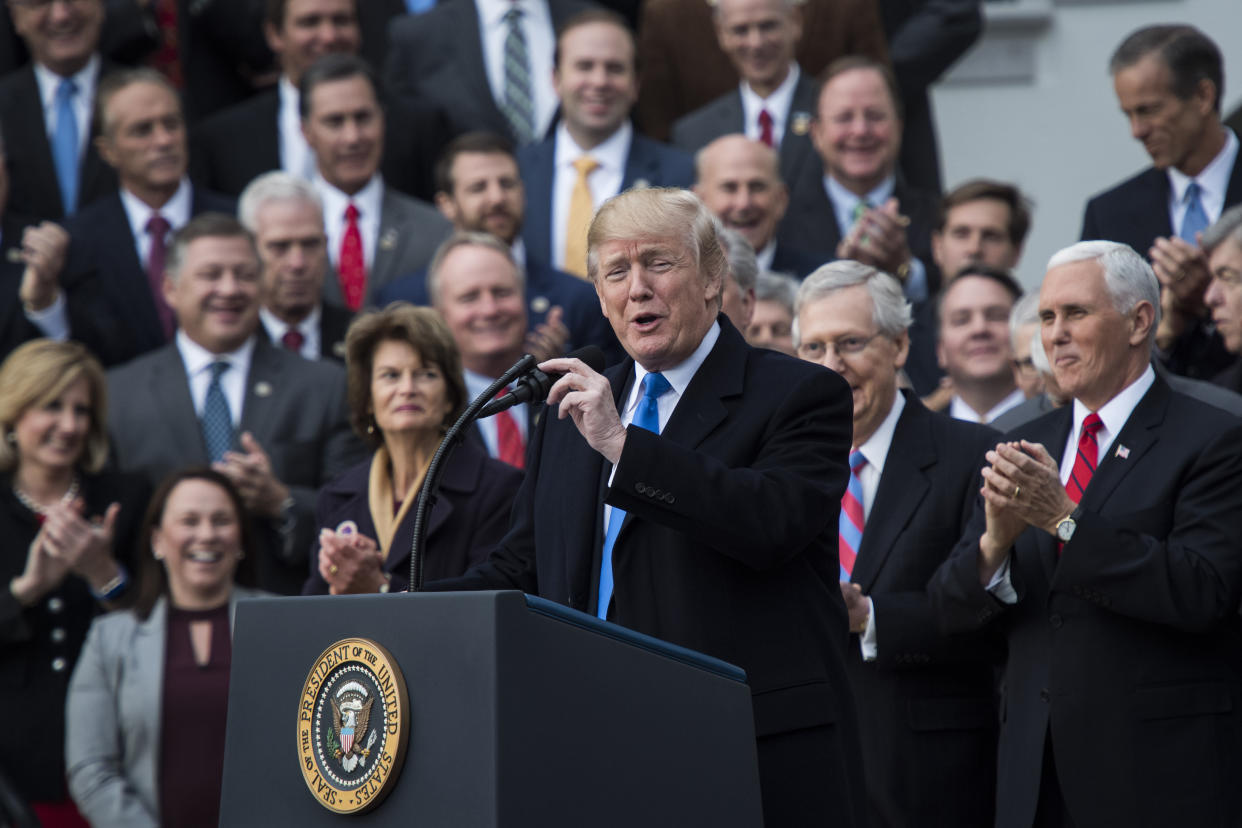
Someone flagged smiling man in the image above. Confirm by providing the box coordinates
[937,267,1026,423]
[931,240,1242,828]
[1082,25,1237,381]
[106,212,361,594]
[516,9,692,277]
[429,187,864,827]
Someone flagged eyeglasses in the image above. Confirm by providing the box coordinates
[796,332,882,361]
[1012,357,1038,375]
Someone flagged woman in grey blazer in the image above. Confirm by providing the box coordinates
[65,469,268,828]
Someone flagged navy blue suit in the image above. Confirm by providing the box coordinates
[61,187,236,367]
[375,255,622,365]
[516,131,695,267]
[769,242,826,280]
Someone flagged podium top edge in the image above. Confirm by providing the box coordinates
[523,594,748,684]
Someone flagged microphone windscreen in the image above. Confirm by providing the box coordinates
[568,345,607,375]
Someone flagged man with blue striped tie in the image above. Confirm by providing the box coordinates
[431,187,865,827]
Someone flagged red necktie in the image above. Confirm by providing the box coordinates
[1065,413,1103,504]
[281,329,305,353]
[148,0,183,88]
[493,390,525,469]
[146,214,175,339]
[339,203,366,311]
[838,450,866,579]
[758,109,774,148]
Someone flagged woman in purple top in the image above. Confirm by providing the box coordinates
[65,468,266,828]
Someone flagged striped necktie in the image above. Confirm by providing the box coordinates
[501,5,534,144]
[838,450,866,579]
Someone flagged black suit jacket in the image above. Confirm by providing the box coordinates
[189,87,455,202]
[0,215,40,363]
[61,186,236,367]
[930,377,1242,827]
[259,302,354,364]
[303,442,523,594]
[0,64,118,221]
[768,242,825,280]
[847,392,999,828]
[385,0,592,141]
[432,317,867,827]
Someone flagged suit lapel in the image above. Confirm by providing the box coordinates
[1076,378,1167,516]
[13,69,60,214]
[99,195,167,350]
[851,398,934,592]
[454,1,499,119]
[1030,408,1073,584]
[369,190,408,299]
[150,346,209,462]
[777,75,819,186]
[521,140,556,264]
[1224,152,1242,212]
[237,337,283,444]
[621,133,661,192]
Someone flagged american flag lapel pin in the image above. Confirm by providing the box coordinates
[1115,444,1130,459]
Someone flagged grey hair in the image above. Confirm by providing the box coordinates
[1046,240,1161,332]
[715,223,758,293]
[792,259,912,345]
[1008,291,1040,350]
[427,231,524,306]
[237,171,324,232]
[1200,204,1242,255]
[755,270,799,313]
[1029,326,1052,375]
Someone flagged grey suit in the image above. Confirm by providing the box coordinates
[322,187,452,310]
[106,336,365,594]
[65,588,266,828]
[670,70,821,196]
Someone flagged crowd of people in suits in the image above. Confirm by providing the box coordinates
[2,0,1242,825]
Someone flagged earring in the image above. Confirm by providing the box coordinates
[151,544,163,560]
[4,431,14,446]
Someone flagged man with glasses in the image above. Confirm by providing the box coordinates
[794,259,1000,828]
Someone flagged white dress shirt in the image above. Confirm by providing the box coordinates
[277,76,316,181]
[739,63,800,149]
[259,305,322,360]
[475,0,557,139]
[949,387,1026,425]
[466,368,530,458]
[176,331,257,426]
[550,121,632,271]
[986,366,1156,603]
[1167,129,1239,234]
[119,178,194,270]
[824,173,928,302]
[316,174,384,271]
[34,55,99,161]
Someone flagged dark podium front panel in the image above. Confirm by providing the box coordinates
[219,591,763,826]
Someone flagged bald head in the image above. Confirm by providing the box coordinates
[694,135,788,254]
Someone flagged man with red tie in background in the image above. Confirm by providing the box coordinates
[931,240,1242,827]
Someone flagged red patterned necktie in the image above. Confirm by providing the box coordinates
[146,214,175,339]
[281,329,305,353]
[148,0,183,88]
[838,450,866,579]
[1065,413,1103,504]
[493,390,525,469]
[339,203,366,311]
[758,109,774,148]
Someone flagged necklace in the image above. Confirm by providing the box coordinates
[13,476,81,518]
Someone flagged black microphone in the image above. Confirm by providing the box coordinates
[477,345,607,418]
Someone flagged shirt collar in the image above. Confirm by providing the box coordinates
[176,330,257,377]
[855,387,905,472]
[315,173,384,223]
[278,74,299,118]
[119,177,193,230]
[554,119,633,172]
[259,304,320,338]
[1070,364,1155,448]
[1167,129,1239,207]
[739,63,800,121]
[825,173,894,210]
[33,53,99,109]
[477,0,547,26]
[626,320,721,416]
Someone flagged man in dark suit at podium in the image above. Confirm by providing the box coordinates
[433,187,866,827]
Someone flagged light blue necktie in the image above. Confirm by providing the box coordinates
[201,361,234,462]
[1179,181,1209,243]
[404,0,435,11]
[597,372,672,620]
[52,78,79,215]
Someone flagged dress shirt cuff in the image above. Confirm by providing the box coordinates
[859,596,878,661]
[904,258,928,304]
[985,555,1018,604]
[25,292,69,340]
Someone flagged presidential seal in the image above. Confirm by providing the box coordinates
[297,638,409,814]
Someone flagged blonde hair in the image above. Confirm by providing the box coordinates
[0,340,109,473]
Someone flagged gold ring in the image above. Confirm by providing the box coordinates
[1013,485,1021,499]
[329,564,339,575]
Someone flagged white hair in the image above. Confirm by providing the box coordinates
[792,260,912,346]
[1046,240,1161,333]
[238,171,324,232]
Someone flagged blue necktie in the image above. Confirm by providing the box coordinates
[1179,181,1209,243]
[404,0,435,10]
[597,372,672,619]
[201,361,233,462]
[52,78,79,215]
[838,450,866,580]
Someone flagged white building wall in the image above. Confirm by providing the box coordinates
[931,0,1242,289]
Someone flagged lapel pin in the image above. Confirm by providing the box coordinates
[630,178,651,191]
[336,520,358,536]
[333,341,347,358]
[791,112,812,136]
[379,228,398,251]
[530,295,550,314]
[254,381,273,398]
[5,247,23,264]
[1115,444,1130,459]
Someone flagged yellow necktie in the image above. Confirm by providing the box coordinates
[564,156,599,279]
